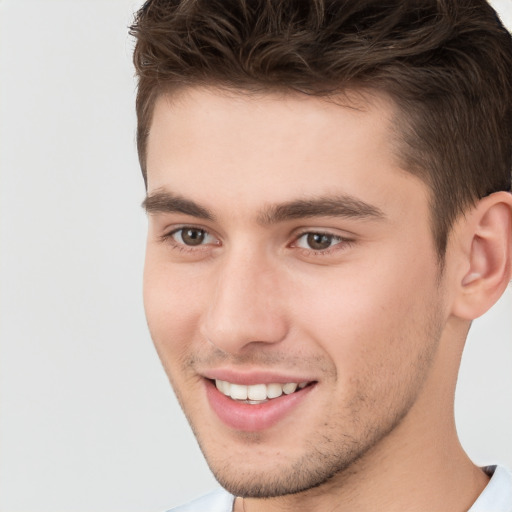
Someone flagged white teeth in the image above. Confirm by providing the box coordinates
[216,380,231,395]
[266,383,283,399]
[247,383,267,401]
[282,382,298,395]
[229,383,248,400]
[222,381,231,395]
[214,380,310,402]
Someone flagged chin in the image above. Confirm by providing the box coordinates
[195,428,379,499]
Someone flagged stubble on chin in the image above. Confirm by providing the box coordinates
[162,303,443,500]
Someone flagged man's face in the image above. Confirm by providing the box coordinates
[143,88,448,497]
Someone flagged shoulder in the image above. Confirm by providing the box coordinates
[469,465,512,512]
[165,488,235,512]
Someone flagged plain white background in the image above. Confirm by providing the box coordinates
[0,1,510,511]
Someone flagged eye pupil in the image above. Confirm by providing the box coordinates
[182,228,205,246]
[307,233,332,250]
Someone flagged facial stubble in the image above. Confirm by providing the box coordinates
[161,304,443,501]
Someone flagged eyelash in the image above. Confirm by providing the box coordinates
[292,230,354,255]
[160,226,354,256]
[160,226,216,254]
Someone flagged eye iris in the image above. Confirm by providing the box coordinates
[182,228,205,246]
[307,233,332,250]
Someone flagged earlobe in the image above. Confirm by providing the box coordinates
[452,192,512,320]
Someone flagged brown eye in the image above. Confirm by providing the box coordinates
[306,233,335,250]
[173,228,207,246]
[294,231,347,252]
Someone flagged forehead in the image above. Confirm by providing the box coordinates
[145,86,427,222]
[147,87,397,166]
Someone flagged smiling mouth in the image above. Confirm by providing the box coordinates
[213,379,313,404]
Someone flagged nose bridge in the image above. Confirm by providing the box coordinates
[202,245,287,354]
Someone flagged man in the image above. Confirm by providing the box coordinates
[130,0,512,510]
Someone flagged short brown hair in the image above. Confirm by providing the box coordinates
[130,0,512,256]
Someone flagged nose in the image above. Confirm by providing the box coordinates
[200,250,288,355]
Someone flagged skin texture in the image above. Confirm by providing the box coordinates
[142,87,501,511]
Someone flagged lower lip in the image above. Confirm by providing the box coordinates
[205,380,315,432]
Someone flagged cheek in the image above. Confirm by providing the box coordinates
[291,253,441,381]
[293,266,442,437]
[143,255,205,362]
[143,258,213,422]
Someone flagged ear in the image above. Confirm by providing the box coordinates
[451,191,512,320]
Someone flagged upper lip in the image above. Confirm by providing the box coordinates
[201,368,316,385]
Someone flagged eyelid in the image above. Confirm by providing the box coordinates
[173,227,216,244]
[290,228,355,254]
[158,224,354,257]
[292,227,352,242]
[161,224,221,248]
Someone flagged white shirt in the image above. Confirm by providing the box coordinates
[469,466,512,512]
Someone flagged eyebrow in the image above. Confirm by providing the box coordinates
[257,196,385,224]
[142,190,385,224]
[142,191,215,220]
